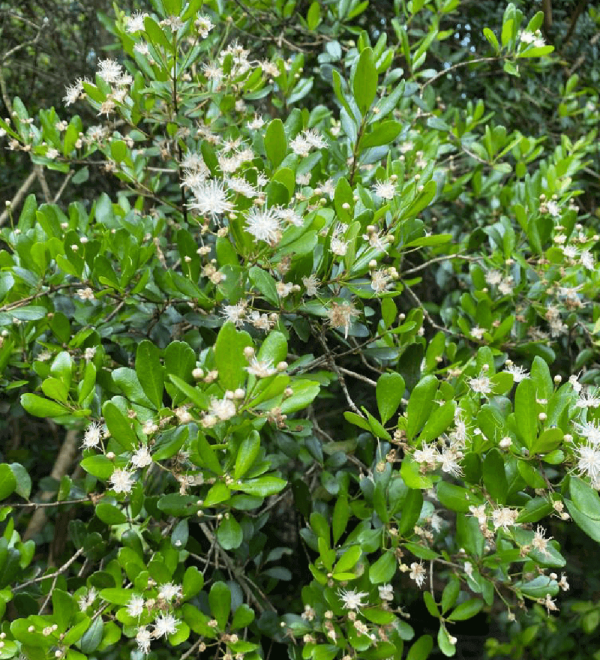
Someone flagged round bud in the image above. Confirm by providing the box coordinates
[106,452,115,460]
[277,361,288,371]
[243,346,255,358]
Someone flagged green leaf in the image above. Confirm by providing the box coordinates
[257,331,288,367]
[571,477,600,520]
[249,266,279,306]
[441,577,460,614]
[361,121,402,149]
[264,119,287,168]
[79,616,103,654]
[102,401,138,451]
[448,598,483,621]
[419,401,456,443]
[81,455,114,480]
[217,515,244,550]
[335,546,362,574]
[398,488,423,535]
[182,566,204,601]
[95,502,127,525]
[376,373,405,424]
[234,431,260,479]
[307,1,321,30]
[437,625,456,657]
[10,463,31,499]
[516,497,552,523]
[52,589,74,631]
[514,379,537,449]
[353,47,377,114]
[168,375,209,410]
[0,465,17,501]
[565,499,600,542]
[423,591,440,618]
[531,428,563,455]
[136,340,164,409]
[406,635,433,660]
[20,394,70,419]
[401,456,433,489]
[437,482,476,513]
[482,448,508,504]
[406,375,438,440]
[231,604,255,630]
[280,380,320,413]
[214,322,253,390]
[209,582,231,629]
[50,351,72,388]
[332,496,350,544]
[368,550,396,584]
[234,476,287,497]
[203,483,231,507]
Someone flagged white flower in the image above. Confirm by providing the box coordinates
[370,270,392,293]
[290,135,311,157]
[504,364,529,383]
[82,421,103,449]
[439,447,463,477]
[209,396,237,421]
[134,42,150,56]
[302,274,320,296]
[131,445,152,469]
[464,561,474,579]
[413,443,439,470]
[546,200,560,217]
[158,583,182,602]
[127,594,145,617]
[276,208,303,227]
[373,180,396,200]
[247,114,265,130]
[469,504,487,526]
[580,250,595,270]
[221,302,247,327]
[520,30,536,44]
[246,358,276,378]
[97,58,123,83]
[576,390,600,409]
[409,562,426,588]
[339,588,368,611]
[468,374,492,395]
[575,420,600,444]
[84,347,96,361]
[470,326,486,340]
[196,15,214,38]
[153,613,180,639]
[245,207,281,244]
[491,507,519,531]
[126,12,148,33]
[532,526,552,556]
[569,374,583,394]
[328,300,360,339]
[109,468,135,494]
[575,443,600,483]
[331,223,349,256]
[136,626,152,654]
[78,587,98,611]
[378,584,394,601]
[485,269,503,286]
[63,79,84,106]
[188,180,233,220]
[303,129,327,149]
[227,176,258,198]
[498,277,514,296]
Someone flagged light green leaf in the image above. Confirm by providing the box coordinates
[376,373,405,424]
[214,322,253,390]
[234,431,260,479]
[209,582,231,629]
[406,375,438,440]
[368,551,396,584]
[265,119,287,168]
[217,515,243,550]
[136,340,164,409]
[514,379,537,449]
[353,47,377,115]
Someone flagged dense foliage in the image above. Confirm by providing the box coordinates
[0,1,599,659]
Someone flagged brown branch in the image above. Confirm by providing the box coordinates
[24,429,79,542]
[0,169,37,226]
[35,165,52,203]
[563,0,588,45]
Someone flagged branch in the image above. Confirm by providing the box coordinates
[420,57,501,92]
[0,170,37,227]
[24,429,79,541]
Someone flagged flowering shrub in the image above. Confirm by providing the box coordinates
[1,1,600,659]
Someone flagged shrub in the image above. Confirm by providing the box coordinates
[0,1,599,659]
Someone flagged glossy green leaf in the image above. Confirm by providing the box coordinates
[376,372,405,424]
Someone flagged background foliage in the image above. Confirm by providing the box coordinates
[0,1,599,659]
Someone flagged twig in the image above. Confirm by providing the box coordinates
[0,170,37,226]
[316,332,364,417]
[337,367,377,387]
[52,171,74,204]
[35,165,52,203]
[420,57,501,92]
[14,547,84,592]
[181,637,204,660]
[402,281,457,336]
[24,429,79,541]
[8,498,89,508]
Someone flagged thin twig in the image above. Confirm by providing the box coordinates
[14,547,84,592]
[0,170,37,226]
[337,367,377,387]
[420,57,501,92]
